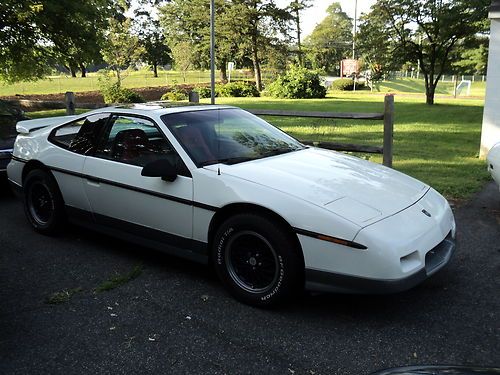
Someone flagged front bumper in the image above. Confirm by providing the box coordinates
[305,233,455,294]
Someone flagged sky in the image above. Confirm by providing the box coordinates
[276,0,378,37]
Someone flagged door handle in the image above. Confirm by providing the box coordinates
[86,177,100,187]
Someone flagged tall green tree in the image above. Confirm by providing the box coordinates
[159,0,234,81]
[101,18,144,86]
[451,36,489,76]
[133,9,171,78]
[360,0,489,105]
[230,0,292,90]
[0,0,118,82]
[288,0,312,66]
[303,3,352,75]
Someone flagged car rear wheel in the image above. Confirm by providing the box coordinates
[23,169,65,235]
[213,213,303,307]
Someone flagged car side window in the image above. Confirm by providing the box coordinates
[95,115,190,177]
[49,114,109,155]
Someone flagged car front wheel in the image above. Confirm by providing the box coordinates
[213,213,303,307]
[23,169,65,235]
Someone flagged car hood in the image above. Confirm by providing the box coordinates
[216,148,429,226]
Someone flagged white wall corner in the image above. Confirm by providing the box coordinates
[480,18,500,158]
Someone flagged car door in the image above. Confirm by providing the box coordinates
[82,114,194,243]
[47,113,110,213]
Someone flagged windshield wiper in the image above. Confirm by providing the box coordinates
[262,147,301,157]
[200,156,255,166]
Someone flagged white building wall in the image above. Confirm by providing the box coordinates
[481,17,500,157]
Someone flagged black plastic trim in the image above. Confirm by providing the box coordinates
[305,268,428,294]
[66,206,209,264]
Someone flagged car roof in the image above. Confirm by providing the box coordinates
[92,102,237,117]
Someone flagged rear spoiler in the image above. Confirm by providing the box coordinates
[16,115,78,135]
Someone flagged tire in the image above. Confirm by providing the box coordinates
[212,213,303,307]
[23,169,65,235]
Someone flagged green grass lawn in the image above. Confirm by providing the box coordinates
[1,72,486,98]
[26,92,489,200]
[0,69,262,96]
[373,78,486,97]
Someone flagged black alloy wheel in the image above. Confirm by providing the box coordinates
[213,213,303,307]
[23,169,65,235]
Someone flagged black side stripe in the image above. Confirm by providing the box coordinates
[46,165,218,212]
[11,155,28,163]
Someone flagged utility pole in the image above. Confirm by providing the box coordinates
[352,0,358,59]
[352,0,358,91]
[210,0,216,105]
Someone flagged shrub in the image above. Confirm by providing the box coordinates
[161,85,188,101]
[161,90,187,101]
[217,81,260,97]
[193,85,214,99]
[98,76,144,104]
[330,78,366,91]
[268,66,326,99]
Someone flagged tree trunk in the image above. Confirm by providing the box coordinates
[251,38,262,91]
[220,63,228,83]
[69,65,77,78]
[295,10,303,67]
[425,84,435,105]
[116,68,121,87]
[153,63,158,78]
[80,63,86,78]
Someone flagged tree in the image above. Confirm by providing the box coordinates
[160,0,226,81]
[171,41,196,82]
[0,0,117,82]
[230,0,293,91]
[133,9,171,78]
[303,3,352,75]
[101,18,144,86]
[357,10,405,81]
[360,0,489,105]
[451,37,489,76]
[288,0,312,66]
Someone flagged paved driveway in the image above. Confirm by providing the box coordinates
[0,181,499,375]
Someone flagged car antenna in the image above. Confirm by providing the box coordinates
[217,109,221,176]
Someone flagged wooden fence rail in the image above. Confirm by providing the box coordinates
[6,92,394,167]
[250,94,394,168]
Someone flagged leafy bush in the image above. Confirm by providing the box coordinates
[330,78,365,91]
[98,76,144,104]
[161,85,188,101]
[161,90,187,101]
[268,66,326,99]
[193,85,214,99]
[217,81,260,97]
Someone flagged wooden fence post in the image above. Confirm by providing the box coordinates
[65,92,75,115]
[188,91,200,103]
[383,95,394,168]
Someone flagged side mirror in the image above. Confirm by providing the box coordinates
[141,159,177,182]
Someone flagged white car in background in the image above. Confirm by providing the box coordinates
[7,103,456,306]
[487,142,500,191]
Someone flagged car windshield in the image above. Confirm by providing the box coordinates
[162,108,305,167]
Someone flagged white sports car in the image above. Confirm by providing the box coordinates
[487,142,500,191]
[7,103,456,306]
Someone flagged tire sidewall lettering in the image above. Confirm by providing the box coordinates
[216,227,234,265]
[261,255,284,301]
